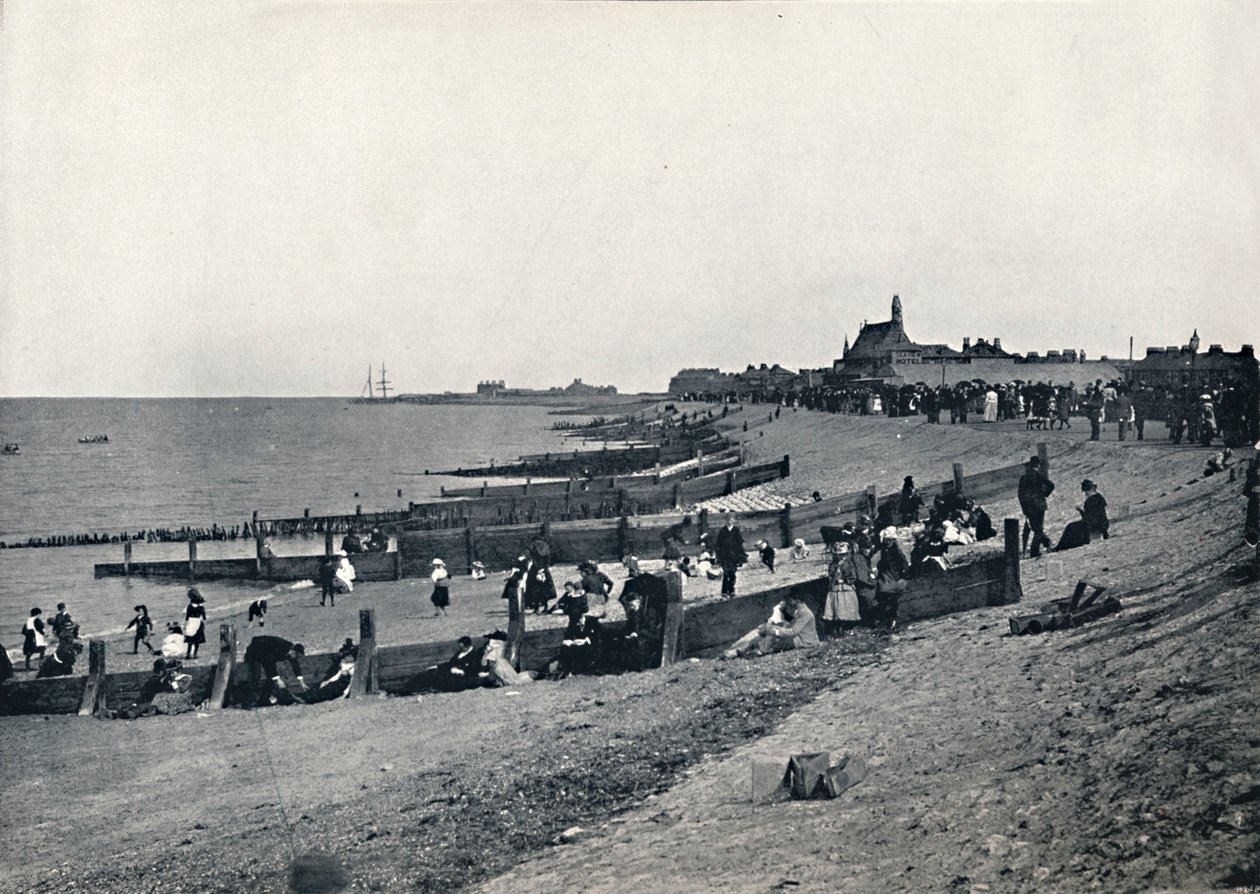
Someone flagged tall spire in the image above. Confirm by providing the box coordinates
[891,294,903,328]
[843,333,850,358]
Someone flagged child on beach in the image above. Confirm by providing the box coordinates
[183,589,207,659]
[22,607,46,670]
[248,599,268,627]
[430,558,451,617]
[126,604,159,655]
[756,540,777,573]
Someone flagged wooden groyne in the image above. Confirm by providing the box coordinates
[8,529,1021,717]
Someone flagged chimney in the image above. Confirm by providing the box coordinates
[962,337,971,351]
[1241,344,1254,357]
[1208,344,1223,354]
[993,338,1002,352]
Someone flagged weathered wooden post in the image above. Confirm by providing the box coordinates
[464,526,476,575]
[779,503,793,548]
[355,504,363,517]
[672,483,681,510]
[254,529,266,575]
[1037,442,1050,476]
[952,463,966,497]
[864,486,878,521]
[188,539,198,580]
[1003,517,1023,604]
[481,481,488,498]
[325,530,334,555]
[697,450,705,476]
[123,540,132,576]
[780,454,791,479]
[349,609,378,699]
[208,624,236,710]
[78,640,107,717]
[524,478,531,496]
[304,508,310,520]
[616,515,630,558]
[653,462,662,484]
[660,570,686,665]
[505,580,525,670]
[725,470,736,495]
[393,549,402,581]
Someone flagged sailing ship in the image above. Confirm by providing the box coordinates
[350,363,397,404]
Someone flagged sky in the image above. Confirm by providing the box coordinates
[1,1,1257,397]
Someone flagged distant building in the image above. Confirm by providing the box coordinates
[560,378,617,395]
[476,379,506,396]
[1127,334,1257,392]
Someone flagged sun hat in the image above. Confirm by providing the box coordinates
[431,558,445,566]
[1080,479,1096,491]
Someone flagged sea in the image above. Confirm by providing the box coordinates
[0,398,598,650]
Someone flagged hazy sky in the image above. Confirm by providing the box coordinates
[2,2,1257,397]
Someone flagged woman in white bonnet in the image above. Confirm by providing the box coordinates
[430,558,451,617]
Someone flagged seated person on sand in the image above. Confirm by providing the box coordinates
[36,638,83,678]
[333,551,356,593]
[480,630,534,687]
[553,591,602,677]
[340,530,365,554]
[470,561,487,581]
[303,638,358,704]
[790,538,811,560]
[1055,479,1110,552]
[695,550,723,580]
[114,658,195,719]
[161,622,186,659]
[723,591,819,659]
[404,636,484,695]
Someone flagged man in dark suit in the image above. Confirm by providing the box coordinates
[715,513,747,598]
[1018,456,1056,558]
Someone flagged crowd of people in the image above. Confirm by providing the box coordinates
[678,375,1258,448]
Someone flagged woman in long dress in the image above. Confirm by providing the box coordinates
[822,543,862,635]
[430,558,450,617]
[22,607,46,670]
[983,388,999,423]
[183,588,206,659]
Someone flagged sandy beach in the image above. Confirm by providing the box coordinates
[1,408,1255,893]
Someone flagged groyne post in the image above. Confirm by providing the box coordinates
[864,486,878,521]
[725,470,736,496]
[697,450,705,476]
[952,463,966,496]
[123,540,132,576]
[779,503,793,548]
[672,483,681,510]
[393,549,402,581]
[325,531,334,555]
[188,540,197,581]
[464,526,476,575]
[1037,442,1050,476]
[780,454,791,479]
[616,515,630,558]
[1003,518,1023,604]
[506,581,525,669]
[349,609,378,699]
[77,640,106,717]
[208,624,236,710]
[660,570,686,666]
[254,528,266,575]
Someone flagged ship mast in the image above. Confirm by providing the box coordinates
[377,362,391,400]
[362,365,374,399]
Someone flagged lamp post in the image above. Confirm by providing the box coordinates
[1189,328,1201,387]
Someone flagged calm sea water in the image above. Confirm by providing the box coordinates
[0,398,589,646]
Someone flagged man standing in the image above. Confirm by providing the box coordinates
[243,635,307,706]
[319,554,337,607]
[1115,386,1134,441]
[714,513,747,598]
[1018,455,1056,558]
[1087,384,1105,441]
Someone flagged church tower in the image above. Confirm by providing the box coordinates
[891,294,903,329]
[842,334,850,358]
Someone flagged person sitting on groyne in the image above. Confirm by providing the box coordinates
[481,631,534,687]
[1056,479,1111,552]
[874,528,910,629]
[111,658,194,719]
[722,590,819,659]
[402,636,484,695]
